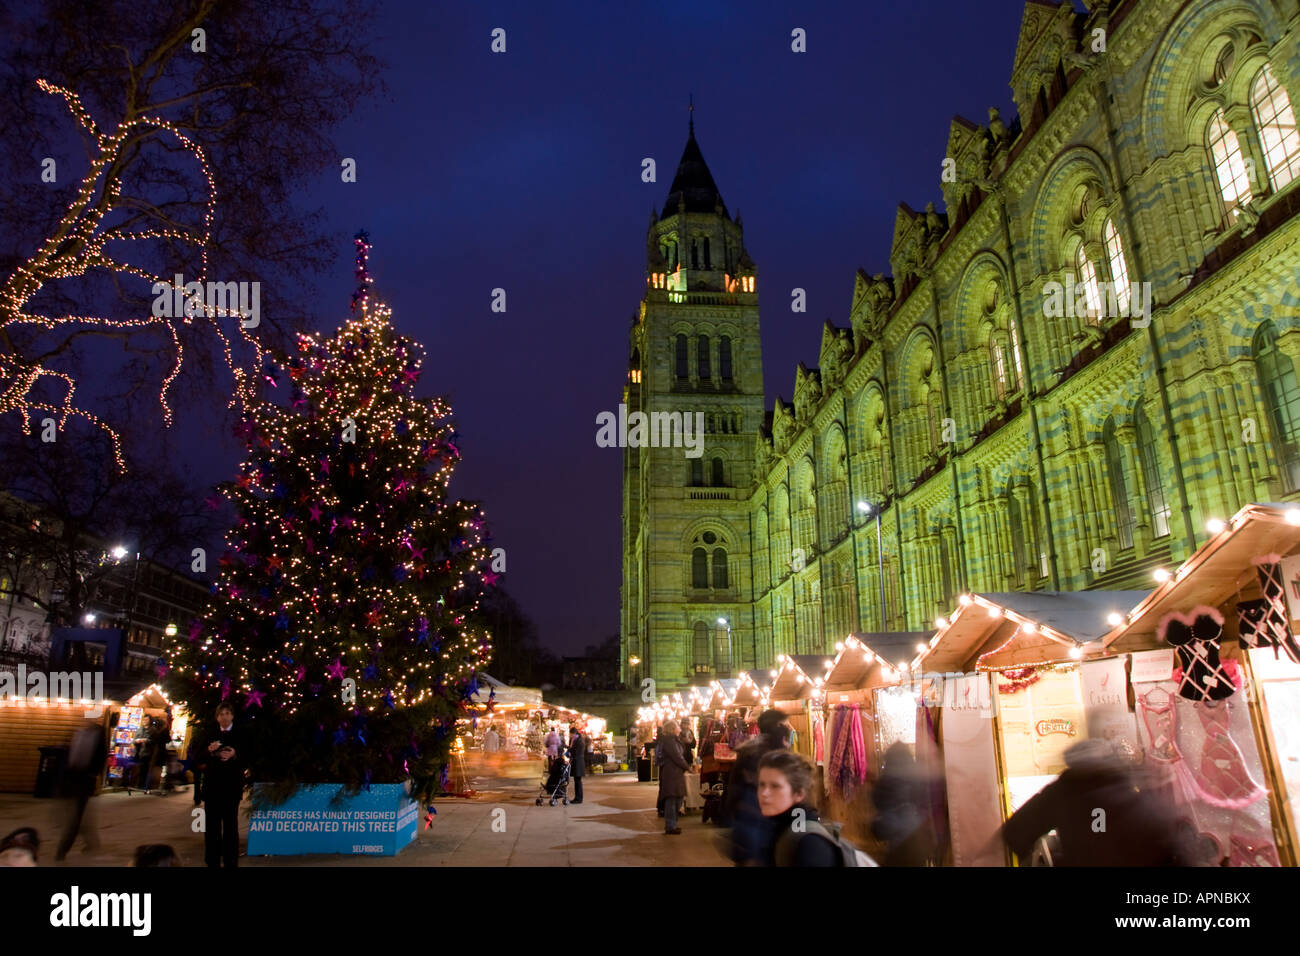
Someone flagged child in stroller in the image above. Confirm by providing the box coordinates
[537,752,571,806]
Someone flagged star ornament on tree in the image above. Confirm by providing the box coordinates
[327,658,347,680]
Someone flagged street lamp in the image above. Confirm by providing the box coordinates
[110,545,129,561]
[857,501,887,631]
[717,617,732,677]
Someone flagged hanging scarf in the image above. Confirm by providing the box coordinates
[828,703,867,800]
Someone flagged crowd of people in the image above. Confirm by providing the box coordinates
[2,701,1198,869]
[640,708,1192,868]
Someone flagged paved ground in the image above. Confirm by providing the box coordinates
[0,758,731,867]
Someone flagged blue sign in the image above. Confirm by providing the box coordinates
[247,782,419,857]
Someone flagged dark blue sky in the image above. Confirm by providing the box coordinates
[218,1,1027,654]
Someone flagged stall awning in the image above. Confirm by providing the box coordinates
[915,591,1150,674]
[769,654,833,701]
[704,679,739,710]
[728,672,766,707]
[471,673,543,709]
[825,632,934,692]
[684,686,712,713]
[1105,503,1300,653]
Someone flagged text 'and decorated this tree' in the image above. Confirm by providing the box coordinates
[166,232,495,803]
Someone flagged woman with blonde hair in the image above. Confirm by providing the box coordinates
[656,719,689,835]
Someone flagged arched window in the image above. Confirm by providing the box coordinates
[690,459,703,487]
[692,548,708,588]
[697,335,711,381]
[711,457,725,486]
[691,239,700,270]
[712,549,728,589]
[703,237,712,270]
[1076,244,1102,322]
[1254,321,1300,491]
[1208,109,1254,217]
[714,620,731,676]
[1251,65,1300,192]
[990,334,1008,397]
[675,334,688,381]
[692,622,710,674]
[1135,406,1171,538]
[719,337,733,382]
[1103,218,1131,314]
[1103,418,1134,550]
[1008,317,1024,390]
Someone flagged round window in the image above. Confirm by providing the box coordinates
[703,532,717,545]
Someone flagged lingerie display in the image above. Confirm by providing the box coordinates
[1237,555,1300,664]
[1135,682,1277,866]
[1159,607,1235,702]
[1194,699,1266,809]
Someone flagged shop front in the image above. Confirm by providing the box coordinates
[914,590,1147,866]
[1101,503,1300,866]
[817,633,933,857]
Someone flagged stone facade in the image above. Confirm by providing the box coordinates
[622,0,1300,692]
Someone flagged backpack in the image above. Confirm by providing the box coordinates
[775,818,879,868]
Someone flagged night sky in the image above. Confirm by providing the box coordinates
[186,1,1024,655]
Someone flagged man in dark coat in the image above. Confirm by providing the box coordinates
[567,727,586,803]
[55,716,109,860]
[195,702,248,867]
[1002,739,1186,866]
[871,742,938,866]
[724,709,789,864]
[657,720,689,834]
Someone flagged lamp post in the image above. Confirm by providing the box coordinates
[857,502,887,631]
[717,617,732,678]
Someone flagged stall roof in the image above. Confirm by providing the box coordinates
[472,673,543,709]
[770,654,833,701]
[707,679,740,710]
[825,632,934,692]
[1105,503,1300,653]
[914,591,1150,674]
[729,672,765,707]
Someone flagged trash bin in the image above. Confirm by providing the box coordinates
[636,756,652,782]
[35,745,68,798]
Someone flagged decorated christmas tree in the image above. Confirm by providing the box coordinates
[165,232,495,804]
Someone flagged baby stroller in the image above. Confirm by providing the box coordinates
[537,754,571,806]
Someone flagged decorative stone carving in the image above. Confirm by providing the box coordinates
[773,401,796,454]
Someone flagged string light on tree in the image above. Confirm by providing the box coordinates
[164,233,497,803]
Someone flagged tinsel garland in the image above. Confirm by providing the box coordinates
[996,668,1041,694]
[996,662,1079,694]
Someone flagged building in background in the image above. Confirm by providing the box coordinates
[622,0,1300,690]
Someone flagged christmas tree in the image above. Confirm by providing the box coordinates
[165,232,495,804]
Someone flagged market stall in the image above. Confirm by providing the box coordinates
[814,634,933,858]
[912,591,1147,866]
[1100,503,1300,866]
[767,655,833,762]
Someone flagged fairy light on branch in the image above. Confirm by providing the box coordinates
[0,78,263,469]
